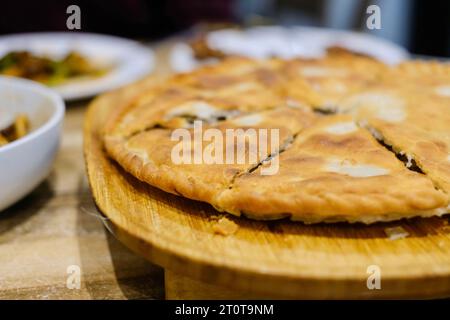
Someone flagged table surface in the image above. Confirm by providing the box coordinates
[0,41,176,299]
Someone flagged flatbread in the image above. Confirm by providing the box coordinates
[105,57,289,138]
[102,56,450,224]
[215,115,448,223]
[104,107,317,205]
[281,48,386,111]
[339,87,450,198]
[381,60,450,100]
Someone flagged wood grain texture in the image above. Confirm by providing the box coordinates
[0,102,164,300]
[84,75,450,299]
[164,270,270,299]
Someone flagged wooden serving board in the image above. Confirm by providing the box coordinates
[84,77,450,299]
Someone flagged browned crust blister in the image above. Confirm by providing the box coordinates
[102,52,450,224]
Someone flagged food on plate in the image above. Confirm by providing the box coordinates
[0,51,107,85]
[0,113,29,147]
[101,51,450,224]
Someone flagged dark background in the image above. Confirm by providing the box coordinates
[1,0,449,57]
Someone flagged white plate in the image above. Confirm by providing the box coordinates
[0,32,154,100]
[170,26,409,72]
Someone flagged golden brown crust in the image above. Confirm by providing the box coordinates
[340,59,450,199]
[340,88,450,197]
[102,75,169,137]
[104,57,291,139]
[380,60,450,100]
[281,51,387,111]
[215,115,448,223]
[102,56,450,224]
[105,107,317,205]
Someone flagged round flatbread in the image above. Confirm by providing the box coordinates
[103,54,449,223]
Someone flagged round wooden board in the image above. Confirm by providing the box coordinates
[84,77,450,299]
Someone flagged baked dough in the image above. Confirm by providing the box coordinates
[381,60,450,100]
[281,48,386,111]
[103,55,450,224]
[104,57,289,138]
[104,107,317,205]
[215,115,448,223]
[340,87,450,198]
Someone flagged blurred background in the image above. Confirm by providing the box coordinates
[0,0,449,58]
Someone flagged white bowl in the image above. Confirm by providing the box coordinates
[0,76,65,211]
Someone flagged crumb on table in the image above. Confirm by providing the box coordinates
[384,226,409,240]
[212,216,239,236]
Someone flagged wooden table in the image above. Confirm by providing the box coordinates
[0,41,177,300]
